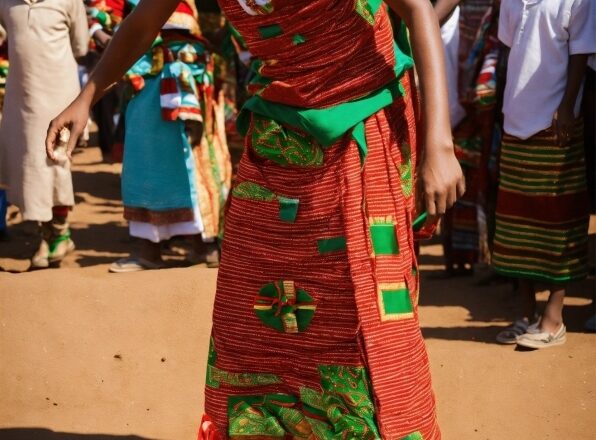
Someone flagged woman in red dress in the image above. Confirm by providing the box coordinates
[47,0,464,438]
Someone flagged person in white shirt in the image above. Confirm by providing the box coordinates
[493,0,595,348]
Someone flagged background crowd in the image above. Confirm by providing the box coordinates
[0,0,594,351]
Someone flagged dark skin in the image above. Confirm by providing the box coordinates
[553,54,589,146]
[433,0,461,26]
[47,0,465,218]
[92,29,113,49]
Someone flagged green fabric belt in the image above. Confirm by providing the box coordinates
[237,18,414,147]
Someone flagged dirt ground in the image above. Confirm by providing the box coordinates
[0,146,594,440]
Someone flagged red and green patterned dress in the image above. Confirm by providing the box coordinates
[200,0,440,438]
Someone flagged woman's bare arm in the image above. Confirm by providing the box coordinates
[46,0,181,159]
[434,0,461,26]
[386,0,464,216]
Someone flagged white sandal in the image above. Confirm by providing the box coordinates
[516,324,566,349]
[109,257,164,273]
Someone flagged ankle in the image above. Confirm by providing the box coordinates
[540,315,563,333]
[139,240,162,263]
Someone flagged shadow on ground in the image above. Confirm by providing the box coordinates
[71,169,122,204]
[0,429,158,440]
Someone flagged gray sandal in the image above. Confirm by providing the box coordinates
[496,319,530,344]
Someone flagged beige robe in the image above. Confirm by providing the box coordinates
[0,0,87,222]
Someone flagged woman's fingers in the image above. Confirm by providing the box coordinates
[66,121,83,159]
[434,190,447,215]
[425,191,436,216]
[446,184,457,210]
[456,175,466,198]
[45,118,63,161]
[424,174,463,216]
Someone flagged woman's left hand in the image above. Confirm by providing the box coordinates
[419,142,465,217]
[552,104,575,146]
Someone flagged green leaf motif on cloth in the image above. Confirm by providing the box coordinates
[399,141,414,198]
[228,394,311,439]
[355,0,375,25]
[401,432,424,440]
[207,367,282,389]
[252,115,324,168]
[232,182,299,223]
[228,399,287,438]
[227,366,385,439]
[299,366,380,439]
[232,181,276,202]
[254,280,316,333]
[206,337,282,389]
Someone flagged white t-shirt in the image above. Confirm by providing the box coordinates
[499,0,596,139]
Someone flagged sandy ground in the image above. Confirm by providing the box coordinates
[0,146,595,440]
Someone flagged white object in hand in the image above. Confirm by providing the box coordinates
[53,128,70,164]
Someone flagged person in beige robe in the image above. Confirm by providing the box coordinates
[0,0,88,268]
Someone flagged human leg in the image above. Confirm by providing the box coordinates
[540,285,566,333]
[31,205,75,269]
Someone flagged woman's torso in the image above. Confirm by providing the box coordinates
[219,0,398,108]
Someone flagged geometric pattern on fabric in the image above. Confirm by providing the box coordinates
[203,73,440,440]
[354,0,376,25]
[370,217,400,255]
[398,141,414,198]
[206,338,282,389]
[317,236,347,254]
[493,122,589,283]
[226,365,381,439]
[339,72,440,438]
[258,23,283,39]
[254,280,317,333]
[232,181,299,223]
[251,115,324,168]
[378,282,414,321]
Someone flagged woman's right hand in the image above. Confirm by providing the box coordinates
[46,92,93,162]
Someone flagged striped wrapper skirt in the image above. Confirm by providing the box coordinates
[493,122,589,283]
[200,74,440,440]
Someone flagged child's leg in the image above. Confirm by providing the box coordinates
[138,239,163,264]
[541,285,566,333]
[192,235,220,268]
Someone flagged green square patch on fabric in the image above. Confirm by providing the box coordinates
[378,283,413,321]
[370,222,399,255]
[278,197,299,223]
[317,236,347,254]
[258,24,283,39]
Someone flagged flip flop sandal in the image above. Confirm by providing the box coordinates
[496,319,529,344]
[109,257,164,273]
